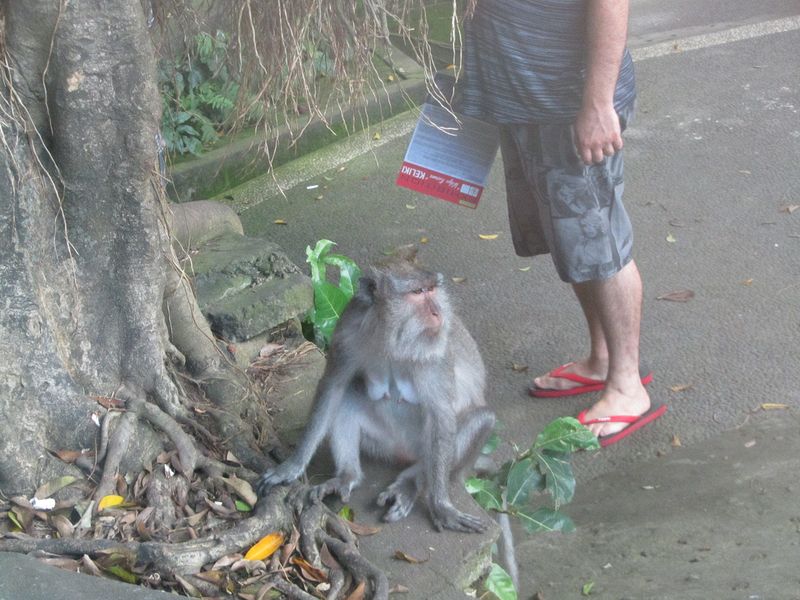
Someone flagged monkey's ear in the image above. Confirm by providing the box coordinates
[356,276,377,303]
[391,244,418,264]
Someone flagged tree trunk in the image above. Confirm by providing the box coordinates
[0,0,270,500]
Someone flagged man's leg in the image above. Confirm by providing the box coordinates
[572,259,650,436]
[532,279,609,391]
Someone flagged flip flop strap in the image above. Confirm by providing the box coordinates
[550,363,604,386]
[577,410,640,426]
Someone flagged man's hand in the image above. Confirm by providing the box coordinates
[573,101,623,165]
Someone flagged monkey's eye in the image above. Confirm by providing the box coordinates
[411,288,424,295]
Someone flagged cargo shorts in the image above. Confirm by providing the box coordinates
[499,103,635,283]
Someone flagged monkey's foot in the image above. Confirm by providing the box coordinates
[310,476,358,502]
[431,503,487,533]
[376,485,417,522]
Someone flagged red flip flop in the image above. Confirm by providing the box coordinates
[578,403,667,447]
[528,363,654,398]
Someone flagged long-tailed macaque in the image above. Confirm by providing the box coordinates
[257,248,494,533]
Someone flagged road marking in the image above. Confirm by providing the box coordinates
[631,15,800,61]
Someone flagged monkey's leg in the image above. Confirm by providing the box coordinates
[452,407,496,479]
[376,463,421,522]
[256,378,350,497]
[425,405,496,534]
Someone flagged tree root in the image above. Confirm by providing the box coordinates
[1,483,392,599]
[0,486,293,576]
[292,490,389,600]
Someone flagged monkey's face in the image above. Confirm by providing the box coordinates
[406,286,443,334]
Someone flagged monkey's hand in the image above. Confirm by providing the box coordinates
[429,499,487,534]
[256,459,306,498]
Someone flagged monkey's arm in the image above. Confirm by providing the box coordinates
[256,367,351,496]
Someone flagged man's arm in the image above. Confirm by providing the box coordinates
[574,0,630,165]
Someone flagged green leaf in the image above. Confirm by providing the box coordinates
[535,450,576,508]
[484,563,517,600]
[338,505,353,521]
[465,477,503,511]
[516,506,575,533]
[313,281,350,344]
[235,500,252,512]
[582,581,595,596]
[505,458,544,508]
[481,431,501,455]
[323,253,362,297]
[7,510,23,530]
[103,564,138,584]
[533,417,600,454]
[306,239,336,283]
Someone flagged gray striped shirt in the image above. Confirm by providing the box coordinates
[460,0,636,123]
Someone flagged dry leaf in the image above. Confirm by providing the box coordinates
[259,343,284,358]
[316,195,324,201]
[511,363,529,373]
[93,395,126,409]
[738,169,751,175]
[345,580,367,600]
[405,204,416,209]
[760,402,789,410]
[671,434,682,447]
[740,279,754,286]
[656,289,695,302]
[387,74,395,82]
[291,556,328,582]
[244,533,284,561]
[220,476,258,507]
[273,219,287,225]
[419,237,429,244]
[744,440,756,448]
[393,550,428,564]
[389,584,410,594]
[670,384,693,392]
[451,276,466,284]
[51,449,94,464]
[445,64,456,70]
[97,495,124,511]
[373,132,381,140]
[518,266,531,272]
[49,513,75,538]
[666,233,677,243]
[779,204,799,214]
[478,233,499,240]
[345,520,382,536]
[35,475,77,499]
[306,184,319,190]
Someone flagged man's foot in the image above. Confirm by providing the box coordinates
[578,383,652,440]
[528,360,653,398]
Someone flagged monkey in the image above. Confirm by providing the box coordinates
[257,247,495,533]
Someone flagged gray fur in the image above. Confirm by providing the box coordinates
[257,255,494,533]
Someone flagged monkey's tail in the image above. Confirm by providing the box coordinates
[497,512,520,591]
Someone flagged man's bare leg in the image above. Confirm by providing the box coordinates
[534,260,650,436]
